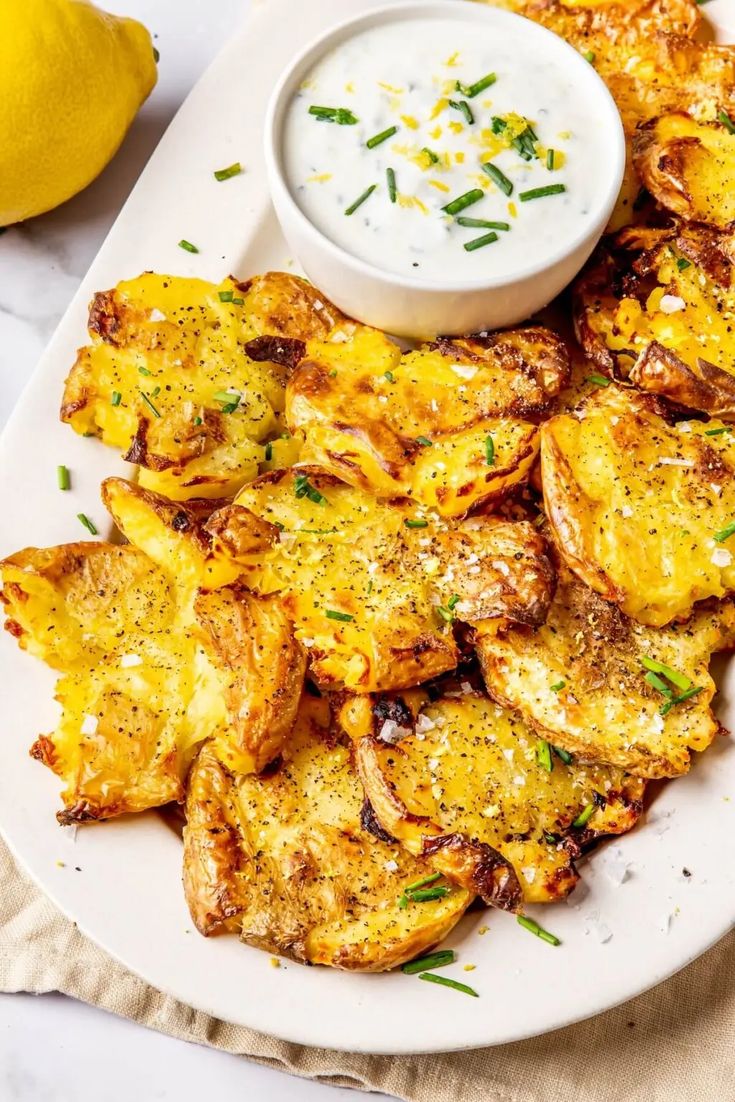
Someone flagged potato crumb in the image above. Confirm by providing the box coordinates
[56,860,65,868]
[463,964,476,972]
[478,925,489,935]
[270,956,281,968]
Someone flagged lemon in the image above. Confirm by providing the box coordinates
[0,0,157,225]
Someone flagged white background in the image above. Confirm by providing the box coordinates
[0,1,387,1097]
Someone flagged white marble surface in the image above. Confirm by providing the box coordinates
[0,2,389,1098]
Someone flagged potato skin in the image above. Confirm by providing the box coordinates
[183,700,472,970]
[287,327,569,518]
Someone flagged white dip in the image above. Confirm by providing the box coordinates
[283,15,611,282]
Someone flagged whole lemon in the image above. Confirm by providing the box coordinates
[0,0,157,225]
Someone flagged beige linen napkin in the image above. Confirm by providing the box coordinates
[2,838,734,1100]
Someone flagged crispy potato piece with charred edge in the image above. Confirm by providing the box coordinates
[347,686,644,906]
[61,272,342,500]
[102,477,306,774]
[204,468,555,692]
[182,697,472,969]
[574,224,735,416]
[633,113,735,229]
[541,384,735,625]
[1,543,193,822]
[477,558,735,778]
[287,328,569,518]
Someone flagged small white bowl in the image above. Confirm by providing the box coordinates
[264,0,625,339]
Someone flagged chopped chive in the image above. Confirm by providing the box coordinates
[447,594,460,610]
[442,188,484,216]
[383,370,396,383]
[464,231,498,252]
[640,656,692,691]
[153,46,160,63]
[151,386,161,398]
[387,166,397,203]
[676,257,692,271]
[264,442,273,461]
[457,217,510,230]
[455,72,497,98]
[404,872,442,892]
[536,739,553,772]
[213,389,241,404]
[231,296,244,305]
[367,125,398,149]
[418,973,479,997]
[308,105,358,125]
[193,416,203,426]
[404,518,429,529]
[57,465,70,491]
[481,162,513,196]
[213,161,242,181]
[138,365,152,376]
[546,148,555,170]
[138,390,162,418]
[77,513,98,536]
[582,49,596,62]
[111,390,122,407]
[178,239,199,253]
[572,804,595,829]
[517,914,561,946]
[553,744,573,765]
[705,426,729,435]
[550,680,566,693]
[449,99,474,125]
[714,520,735,543]
[344,183,377,216]
[586,374,610,387]
[436,605,454,623]
[490,116,507,134]
[294,473,328,505]
[219,290,234,302]
[402,950,455,974]
[719,110,735,134]
[409,886,450,902]
[366,580,373,595]
[415,435,433,447]
[422,147,440,165]
[485,434,495,466]
[659,685,703,716]
[519,184,567,202]
[645,670,674,697]
[511,126,538,161]
[326,609,354,622]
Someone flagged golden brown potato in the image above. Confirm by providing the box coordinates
[541,384,735,626]
[182,697,472,969]
[575,224,735,417]
[353,687,644,906]
[477,558,735,778]
[193,585,306,775]
[1,543,195,821]
[61,272,338,500]
[287,329,569,517]
[633,113,735,229]
[205,468,555,692]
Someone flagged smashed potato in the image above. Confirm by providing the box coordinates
[183,696,472,969]
[287,329,569,517]
[477,560,735,778]
[575,225,735,417]
[633,113,735,228]
[206,468,555,691]
[542,385,735,625]
[61,272,342,500]
[353,687,644,907]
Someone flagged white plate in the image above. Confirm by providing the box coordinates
[1,0,735,1056]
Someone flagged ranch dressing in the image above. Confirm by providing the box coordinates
[283,16,611,282]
